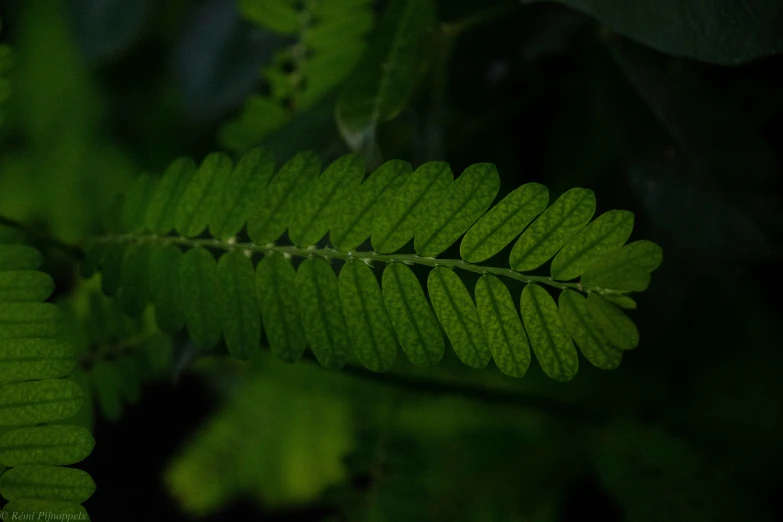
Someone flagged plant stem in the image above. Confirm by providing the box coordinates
[442,2,521,36]
[89,233,630,295]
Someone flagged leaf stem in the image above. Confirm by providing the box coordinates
[89,233,631,296]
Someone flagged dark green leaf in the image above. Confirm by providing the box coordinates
[461,182,549,263]
[416,163,500,257]
[174,153,233,237]
[0,379,85,426]
[256,254,306,363]
[382,263,443,367]
[0,339,76,382]
[0,425,95,466]
[558,289,622,370]
[91,360,122,422]
[520,284,578,381]
[149,244,186,333]
[145,157,197,235]
[427,267,490,369]
[0,270,54,302]
[0,464,95,502]
[180,247,222,349]
[98,243,126,297]
[118,243,152,317]
[0,245,43,270]
[0,303,62,340]
[296,257,351,369]
[121,173,156,233]
[475,275,531,378]
[581,240,663,291]
[217,250,261,360]
[587,293,639,349]
[339,260,398,372]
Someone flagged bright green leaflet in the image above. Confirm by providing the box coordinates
[0,426,95,467]
[217,250,261,360]
[0,244,43,270]
[0,339,76,382]
[180,247,222,349]
[372,161,452,253]
[289,153,365,247]
[558,289,622,370]
[550,209,634,281]
[248,151,321,245]
[581,240,664,291]
[331,159,411,251]
[0,464,96,503]
[415,163,500,257]
[0,380,84,426]
[510,187,596,272]
[460,182,549,263]
[0,270,54,302]
[121,173,156,234]
[523,0,783,65]
[256,254,307,363]
[210,147,276,239]
[145,157,197,235]
[382,263,444,367]
[475,275,531,378]
[296,257,352,369]
[587,293,639,350]
[520,284,578,382]
[0,303,62,340]
[339,260,398,372]
[149,244,186,334]
[118,243,151,317]
[173,152,233,238]
[336,0,436,157]
[427,267,491,369]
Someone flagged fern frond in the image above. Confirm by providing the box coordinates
[85,148,662,382]
[221,0,374,151]
[0,238,95,518]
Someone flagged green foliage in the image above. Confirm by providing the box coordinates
[85,147,662,381]
[222,0,374,152]
[525,0,783,64]
[0,240,94,517]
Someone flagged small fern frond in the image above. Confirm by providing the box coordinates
[0,230,95,519]
[221,0,374,151]
[84,148,662,382]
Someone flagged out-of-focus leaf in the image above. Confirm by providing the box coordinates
[70,0,153,61]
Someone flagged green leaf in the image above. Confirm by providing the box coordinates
[427,267,490,369]
[460,182,549,263]
[180,247,222,349]
[551,209,634,281]
[247,151,321,245]
[239,0,300,34]
[602,294,637,310]
[372,162,452,253]
[79,242,103,279]
[558,289,622,370]
[1,499,89,520]
[174,152,233,237]
[121,173,157,233]
[256,254,306,363]
[210,147,276,239]
[331,159,411,251]
[339,260,398,372]
[118,243,152,317]
[0,270,54,302]
[0,339,76,382]
[0,379,85,426]
[415,163,500,257]
[522,0,783,64]
[336,0,436,160]
[149,244,186,333]
[520,284,578,382]
[475,275,531,378]
[0,425,95,466]
[0,245,42,270]
[296,257,351,369]
[382,263,443,367]
[587,293,639,350]
[0,464,95,503]
[289,154,365,247]
[0,303,62,340]
[510,187,596,272]
[145,157,197,235]
[217,250,260,360]
[581,240,663,291]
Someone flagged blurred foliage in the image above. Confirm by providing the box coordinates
[0,0,782,520]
